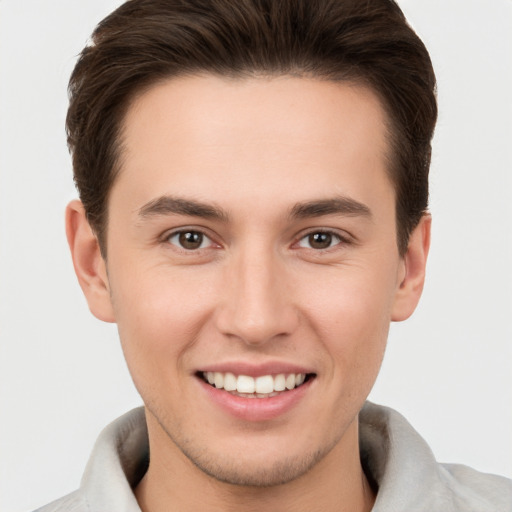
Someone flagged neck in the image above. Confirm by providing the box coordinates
[135,411,375,512]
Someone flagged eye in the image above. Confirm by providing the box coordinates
[297,231,343,250]
[167,230,213,250]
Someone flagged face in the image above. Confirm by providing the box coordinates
[72,75,427,486]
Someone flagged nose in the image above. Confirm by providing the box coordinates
[214,246,299,346]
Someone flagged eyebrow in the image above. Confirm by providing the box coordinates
[137,194,371,222]
[138,196,229,221]
[289,197,372,220]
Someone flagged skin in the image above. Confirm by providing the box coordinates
[67,75,430,512]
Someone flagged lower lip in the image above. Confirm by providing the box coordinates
[198,377,314,422]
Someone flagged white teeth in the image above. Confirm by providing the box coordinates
[202,371,308,396]
[237,375,255,393]
[223,372,237,391]
[285,374,296,390]
[214,372,224,389]
[274,374,286,391]
[255,375,274,394]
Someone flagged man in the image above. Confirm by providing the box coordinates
[35,0,511,511]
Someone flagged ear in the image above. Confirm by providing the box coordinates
[391,214,431,322]
[65,200,115,323]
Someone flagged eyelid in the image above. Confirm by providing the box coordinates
[160,226,221,250]
[293,228,353,250]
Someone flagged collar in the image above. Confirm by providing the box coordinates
[78,403,510,511]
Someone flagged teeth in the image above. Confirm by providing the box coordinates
[237,375,255,393]
[214,372,224,389]
[204,371,308,396]
[223,372,237,391]
[274,374,286,391]
[255,375,274,394]
[285,374,296,390]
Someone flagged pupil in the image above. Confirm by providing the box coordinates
[179,231,203,249]
[310,232,332,249]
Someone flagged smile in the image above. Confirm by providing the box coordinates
[201,371,311,398]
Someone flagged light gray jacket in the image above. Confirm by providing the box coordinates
[35,403,512,511]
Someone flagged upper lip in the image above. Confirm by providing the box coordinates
[197,361,315,377]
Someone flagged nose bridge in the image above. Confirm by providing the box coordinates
[217,241,297,345]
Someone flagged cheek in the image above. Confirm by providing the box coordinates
[299,266,396,378]
[110,267,217,383]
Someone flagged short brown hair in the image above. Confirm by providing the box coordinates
[67,0,437,256]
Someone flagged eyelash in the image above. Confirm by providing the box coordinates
[163,228,351,253]
[165,229,217,251]
[295,229,351,251]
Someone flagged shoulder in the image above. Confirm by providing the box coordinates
[33,408,147,512]
[438,463,512,511]
[360,402,512,512]
[33,490,88,512]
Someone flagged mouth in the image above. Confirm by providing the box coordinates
[198,371,315,399]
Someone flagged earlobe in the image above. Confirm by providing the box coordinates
[65,200,116,323]
[391,214,431,322]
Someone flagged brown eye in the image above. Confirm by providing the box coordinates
[298,231,342,250]
[308,232,333,249]
[168,230,210,250]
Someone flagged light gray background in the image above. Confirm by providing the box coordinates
[1,1,511,511]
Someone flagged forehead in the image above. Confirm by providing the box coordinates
[116,75,393,214]
[123,74,389,154]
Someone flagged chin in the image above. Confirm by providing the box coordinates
[165,422,346,488]
[182,446,328,487]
